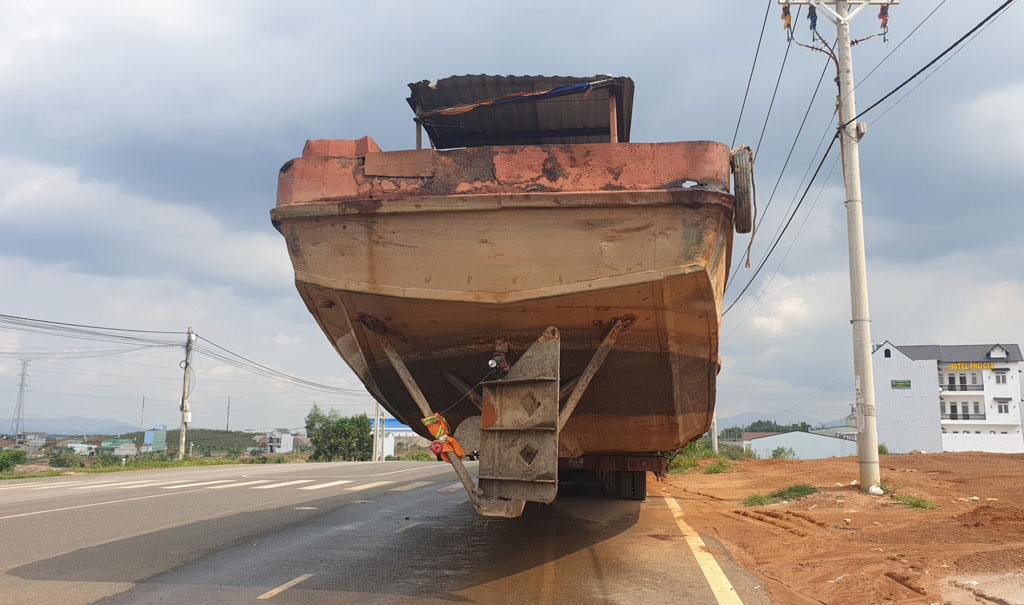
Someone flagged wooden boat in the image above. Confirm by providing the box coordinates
[271,75,751,516]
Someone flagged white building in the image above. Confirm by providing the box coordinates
[745,431,859,460]
[873,342,1024,453]
[263,429,294,454]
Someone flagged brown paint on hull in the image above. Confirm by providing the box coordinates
[273,139,736,456]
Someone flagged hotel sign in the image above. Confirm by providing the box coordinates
[948,362,995,370]
[890,380,911,390]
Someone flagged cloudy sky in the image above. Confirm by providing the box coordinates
[1,1,1022,433]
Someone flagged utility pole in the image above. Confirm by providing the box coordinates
[372,402,381,462]
[140,395,145,429]
[226,397,231,431]
[9,360,29,441]
[782,0,889,491]
[710,411,719,454]
[177,327,196,460]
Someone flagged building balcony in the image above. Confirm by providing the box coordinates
[941,413,987,421]
[939,384,984,392]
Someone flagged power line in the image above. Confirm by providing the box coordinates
[753,6,802,158]
[732,0,774,148]
[853,0,949,92]
[0,313,184,335]
[845,0,1017,127]
[723,132,839,317]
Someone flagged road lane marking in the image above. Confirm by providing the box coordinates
[0,490,200,520]
[207,480,272,489]
[298,480,352,491]
[21,483,75,490]
[162,480,236,489]
[437,482,463,492]
[252,480,316,490]
[74,480,158,490]
[664,496,743,605]
[117,480,193,489]
[396,522,419,533]
[343,481,394,492]
[389,481,433,492]
[257,573,313,600]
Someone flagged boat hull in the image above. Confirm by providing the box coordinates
[272,140,735,456]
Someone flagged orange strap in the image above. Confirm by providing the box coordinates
[422,413,465,463]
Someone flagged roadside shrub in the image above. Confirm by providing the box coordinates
[703,459,733,474]
[401,450,434,461]
[91,452,122,468]
[0,449,27,472]
[743,494,773,507]
[770,446,796,459]
[878,443,889,455]
[49,448,85,468]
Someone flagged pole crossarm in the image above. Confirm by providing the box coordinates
[779,1,898,25]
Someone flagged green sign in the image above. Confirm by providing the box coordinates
[891,380,911,390]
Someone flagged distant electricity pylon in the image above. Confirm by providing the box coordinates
[9,359,29,439]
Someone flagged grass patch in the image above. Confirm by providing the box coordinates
[743,494,774,507]
[744,483,820,507]
[770,484,819,500]
[879,476,895,494]
[893,494,938,510]
[665,438,753,475]
[703,459,733,474]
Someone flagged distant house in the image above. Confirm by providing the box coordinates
[143,425,168,453]
[263,429,294,454]
[383,419,430,457]
[745,431,859,460]
[810,406,859,441]
[66,442,97,456]
[99,439,138,456]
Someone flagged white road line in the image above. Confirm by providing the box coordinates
[22,483,74,490]
[388,481,433,492]
[396,522,419,533]
[664,496,743,605]
[298,480,352,491]
[0,490,199,520]
[207,480,272,489]
[162,480,236,489]
[74,480,158,490]
[257,573,313,600]
[343,481,394,492]
[116,480,193,489]
[251,480,316,490]
[437,482,463,492]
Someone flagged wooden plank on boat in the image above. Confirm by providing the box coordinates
[364,150,434,177]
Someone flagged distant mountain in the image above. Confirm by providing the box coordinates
[0,417,143,437]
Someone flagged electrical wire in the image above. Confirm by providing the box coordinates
[732,0,774,148]
[853,0,949,93]
[843,0,1017,127]
[753,6,801,159]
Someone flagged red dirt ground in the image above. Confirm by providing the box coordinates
[660,452,1024,604]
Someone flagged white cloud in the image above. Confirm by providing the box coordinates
[0,156,291,287]
[955,81,1024,170]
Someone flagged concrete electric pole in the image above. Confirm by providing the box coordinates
[140,395,145,430]
[781,0,890,491]
[177,327,196,461]
[372,402,381,462]
[226,397,231,432]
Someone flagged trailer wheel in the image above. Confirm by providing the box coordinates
[731,146,754,234]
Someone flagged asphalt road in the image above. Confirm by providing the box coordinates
[0,462,770,604]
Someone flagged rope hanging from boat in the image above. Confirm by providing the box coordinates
[422,413,465,463]
[416,78,614,119]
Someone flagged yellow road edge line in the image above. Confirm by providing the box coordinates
[257,573,313,600]
[664,496,744,605]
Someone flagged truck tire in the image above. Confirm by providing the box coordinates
[731,147,754,234]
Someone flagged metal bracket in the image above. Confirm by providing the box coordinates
[558,315,633,431]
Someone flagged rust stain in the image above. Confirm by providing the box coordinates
[481,402,497,428]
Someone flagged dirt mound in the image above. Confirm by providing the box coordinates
[955,505,1024,529]
[661,452,1024,604]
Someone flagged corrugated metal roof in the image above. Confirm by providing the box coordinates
[407,74,634,149]
[894,343,1023,363]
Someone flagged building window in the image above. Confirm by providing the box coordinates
[940,401,946,414]
[971,373,978,385]
[998,403,1009,413]
[884,349,891,358]
[996,374,1007,385]
[950,402,958,415]
[1001,431,1008,435]
[991,431,996,434]
[942,428,947,433]
[975,431,981,434]
[959,374,967,387]
[953,431,959,434]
